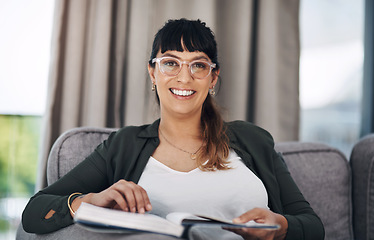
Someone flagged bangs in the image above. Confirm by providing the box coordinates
[150,19,218,65]
[160,23,215,57]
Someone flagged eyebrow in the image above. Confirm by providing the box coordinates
[161,53,210,62]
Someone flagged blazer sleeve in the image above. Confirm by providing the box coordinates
[273,151,325,240]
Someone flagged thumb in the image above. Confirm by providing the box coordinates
[233,212,254,224]
[233,208,265,224]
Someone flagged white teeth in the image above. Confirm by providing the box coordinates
[171,89,194,96]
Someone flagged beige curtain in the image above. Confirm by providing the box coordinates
[37,0,300,189]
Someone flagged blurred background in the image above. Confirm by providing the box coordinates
[0,0,366,239]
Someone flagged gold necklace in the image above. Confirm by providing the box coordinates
[159,129,204,160]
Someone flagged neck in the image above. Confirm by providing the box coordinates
[159,113,202,139]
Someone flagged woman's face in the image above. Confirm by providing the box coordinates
[148,50,219,119]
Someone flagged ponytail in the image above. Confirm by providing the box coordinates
[198,95,230,171]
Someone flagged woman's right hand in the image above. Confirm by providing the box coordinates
[71,179,152,216]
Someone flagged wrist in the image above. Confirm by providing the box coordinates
[67,193,82,217]
[274,214,288,240]
[69,193,93,217]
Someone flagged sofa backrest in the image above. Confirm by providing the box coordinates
[47,127,117,185]
[275,142,353,240]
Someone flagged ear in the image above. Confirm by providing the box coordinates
[148,64,156,85]
[210,69,220,88]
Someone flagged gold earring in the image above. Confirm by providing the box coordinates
[210,86,216,96]
[152,83,156,91]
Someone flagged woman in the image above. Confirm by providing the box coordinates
[22,19,324,240]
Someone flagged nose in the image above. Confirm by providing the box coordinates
[177,63,193,83]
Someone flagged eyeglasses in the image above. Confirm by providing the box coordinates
[152,57,216,79]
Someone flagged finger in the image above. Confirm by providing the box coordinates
[90,189,128,211]
[108,189,129,211]
[121,186,137,213]
[113,180,151,213]
[112,204,121,210]
[112,180,138,212]
[140,188,152,211]
[131,184,153,213]
[120,181,151,213]
[233,208,265,223]
[132,188,147,213]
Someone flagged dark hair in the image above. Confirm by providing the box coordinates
[149,19,229,171]
[149,19,219,70]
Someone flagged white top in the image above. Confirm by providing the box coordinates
[138,149,269,239]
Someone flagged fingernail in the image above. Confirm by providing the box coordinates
[232,218,240,223]
[146,204,152,210]
[139,208,145,214]
[124,207,129,212]
[131,207,136,213]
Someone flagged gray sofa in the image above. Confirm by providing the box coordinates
[16,127,374,240]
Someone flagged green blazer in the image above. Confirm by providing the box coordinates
[22,119,324,239]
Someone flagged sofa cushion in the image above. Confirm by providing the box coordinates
[16,223,180,240]
[275,142,353,240]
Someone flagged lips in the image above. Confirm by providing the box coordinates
[170,88,195,97]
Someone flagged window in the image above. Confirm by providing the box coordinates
[299,0,365,156]
[0,1,54,238]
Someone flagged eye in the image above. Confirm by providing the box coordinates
[162,59,179,67]
[191,62,208,69]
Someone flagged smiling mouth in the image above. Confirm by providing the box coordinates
[170,88,195,97]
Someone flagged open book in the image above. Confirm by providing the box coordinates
[74,203,279,238]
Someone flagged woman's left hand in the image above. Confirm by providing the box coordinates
[225,208,288,240]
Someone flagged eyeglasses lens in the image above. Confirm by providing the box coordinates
[159,58,211,79]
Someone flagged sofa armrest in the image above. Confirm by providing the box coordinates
[350,133,374,240]
[275,142,353,240]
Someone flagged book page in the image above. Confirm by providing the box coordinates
[74,203,185,237]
